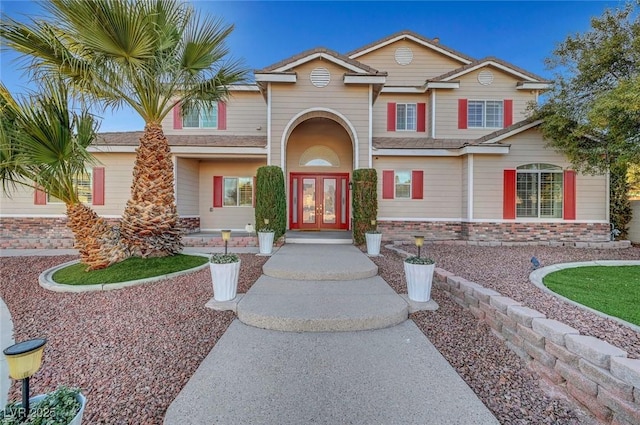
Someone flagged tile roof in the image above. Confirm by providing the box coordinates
[257,47,383,75]
[94,132,267,147]
[373,137,476,149]
[430,56,551,83]
[475,118,542,144]
[346,30,474,63]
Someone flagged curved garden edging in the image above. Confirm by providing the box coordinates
[39,254,210,293]
[529,260,640,333]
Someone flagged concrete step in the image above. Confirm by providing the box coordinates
[262,244,377,280]
[285,230,353,245]
[237,275,408,332]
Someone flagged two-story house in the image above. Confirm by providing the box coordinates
[0,31,611,246]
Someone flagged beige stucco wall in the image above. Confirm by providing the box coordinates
[373,156,462,219]
[629,200,640,243]
[269,59,370,171]
[435,67,536,139]
[0,153,135,217]
[198,159,266,231]
[354,39,465,85]
[175,157,199,216]
[472,129,607,221]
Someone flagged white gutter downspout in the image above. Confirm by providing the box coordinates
[368,85,373,168]
[606,169,610,223]
[172,156,178,207]
[468,154,474,220]
[431,90,436,138]
[267,82,272,165]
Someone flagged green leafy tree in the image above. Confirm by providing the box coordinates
[351,169,378,245]
[0,79,125,269]
[254,166,286,240]
[1,0,247,258]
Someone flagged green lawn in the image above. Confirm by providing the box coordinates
[53,254,208,285]
[543,266,640,326]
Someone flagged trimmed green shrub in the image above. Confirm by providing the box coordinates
[610,163,632,239]
[255,165,286,240]
[352,168,378,245]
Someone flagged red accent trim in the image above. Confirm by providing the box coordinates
[504,99,513,127]
[289,173,349,230]
[387,103,396,132]
[252,176,256,208]
[503,169,516,219]
[411,170,423,199]
[34,187,47,205]
[563,170,576,220]
[458,99,468,129]
[213,176,223,208]
[217,101,227,130]
[417,103,426,132]
[173,103,182,129]
[92,167,105,206]
[382,170,394,199]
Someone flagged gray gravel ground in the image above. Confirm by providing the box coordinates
[1,245,638,424]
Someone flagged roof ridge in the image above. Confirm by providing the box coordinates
[256,46,381,74]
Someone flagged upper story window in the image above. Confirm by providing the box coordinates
[516,164,563,218]
[224,177,253,207]
[468,100,503,128]
[183,105,218,128]
[47,170,92,204]
[396,103,417,131]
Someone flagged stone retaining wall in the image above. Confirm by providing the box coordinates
[433,268,640,425]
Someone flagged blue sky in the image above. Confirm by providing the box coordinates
[0,1,623,132]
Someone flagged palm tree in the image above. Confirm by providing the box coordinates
[0,80,126,270]
[1,0,247,257]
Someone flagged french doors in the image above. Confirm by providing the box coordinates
[289,173,349,230]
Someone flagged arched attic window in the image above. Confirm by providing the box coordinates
[299,146,340,167]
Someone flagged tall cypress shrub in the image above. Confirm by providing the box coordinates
[255,165,286,240]
[610,163,632,239]
[352,168,378,245]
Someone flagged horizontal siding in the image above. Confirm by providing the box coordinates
[373,156,462,218]
[198,159,266,230]
[436,67,537,139]
[373,93,430,138]
[461,156,468,218]
[270,59,370,169]
[472,129,607,220]
[163,91,267,136]
[355,39,465,86]
[176,158,199,215]
[629,200,640,243]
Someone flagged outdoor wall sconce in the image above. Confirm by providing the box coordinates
[221,230,231,255]
[3,338,47,420]
[414,235,425,258]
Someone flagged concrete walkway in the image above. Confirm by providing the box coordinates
[165,244,499,424]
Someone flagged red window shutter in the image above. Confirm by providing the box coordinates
[217,101,227,130]
[503,169,516,219]
[34,187,47,205]
[173,103,182,130]
[417,103,426,132]
[411,170,423,199]
[382,170,395,199]
[458,99,468,129]
[387,103,396,132]
[252,176,257,208]
[92,167,105,206]
[213,176,223,208]
[503,99,513,127]
[563,170,576,220]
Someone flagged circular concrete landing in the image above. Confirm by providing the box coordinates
[237,275,409,332]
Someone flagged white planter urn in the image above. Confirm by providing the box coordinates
[210,260,241,301]
[11,392,87,425]
[365,232,382,256]
[404,261,436,302]
[258,231,275,255]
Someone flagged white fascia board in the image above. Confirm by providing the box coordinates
[273,52,368,74]
[350,34,472,65]
[228,84,261,92]
[461,145,509,154]
[89,146,137,153]
[381,86,426,94]
[426,81,460,89]
[373,146,509,157]
[254,73,297,83]
[443,61,538,82]
[343,75,386,84]
[479,120,543,144]
[89,146,267,155]
[517,82,552,90]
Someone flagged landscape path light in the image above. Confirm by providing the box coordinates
[221,230,231,255]
[3,338,47,420]
[414,235,425,258]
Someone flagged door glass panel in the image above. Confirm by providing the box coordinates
[323,179,336,224]
[292,178,298,224]
[341,179,347,224]
[303,178,316,224]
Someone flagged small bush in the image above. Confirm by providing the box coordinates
[352,169,378,245]
[255,166,286,240]
[404,256,435,265]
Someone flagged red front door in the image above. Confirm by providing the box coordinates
[289,173,349,230]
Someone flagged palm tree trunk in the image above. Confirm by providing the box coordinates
[66,203,127,270]
[119,123,183,257]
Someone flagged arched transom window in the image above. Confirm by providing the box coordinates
[299,145,340,167]
[516,163,563,218]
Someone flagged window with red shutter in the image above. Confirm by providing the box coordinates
[386,103,396,132]
[458,99,468,129]
[503,169,516,219]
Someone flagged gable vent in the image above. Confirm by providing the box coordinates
[478,70,494,86]
[395,47,413,65]
[310,67,331,88]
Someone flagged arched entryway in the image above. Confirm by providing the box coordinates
[283,113,355,230]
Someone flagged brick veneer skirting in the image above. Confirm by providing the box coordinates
[390,245,640,425]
